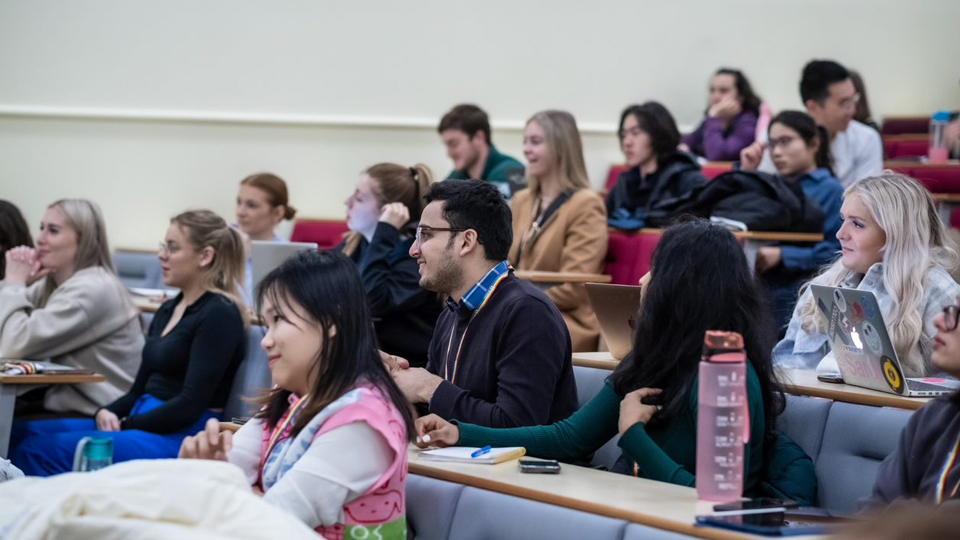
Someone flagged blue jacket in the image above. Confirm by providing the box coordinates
[780,168,844,272]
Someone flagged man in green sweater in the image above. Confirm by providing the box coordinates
[438,104,526,198]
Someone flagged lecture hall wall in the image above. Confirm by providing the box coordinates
[2,0,959,249]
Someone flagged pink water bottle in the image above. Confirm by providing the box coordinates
[696,330,750,501]
[929,111,951,164]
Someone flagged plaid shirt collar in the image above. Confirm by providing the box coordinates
[446,260,511,312]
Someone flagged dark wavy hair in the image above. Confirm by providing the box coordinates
[715,68,762,115]
[769,110,834,175]
[618,102,681,159]
[0,200,34,279]
[254,249,416,440]
[610,220,783,442]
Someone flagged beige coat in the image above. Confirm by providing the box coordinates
[0,266,143,415]
[509,188,608,351]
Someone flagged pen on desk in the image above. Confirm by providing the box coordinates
[471,446,492,458]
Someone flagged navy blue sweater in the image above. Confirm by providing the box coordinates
[426,272,578,428]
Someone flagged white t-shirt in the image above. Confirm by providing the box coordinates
[759,119,883,188]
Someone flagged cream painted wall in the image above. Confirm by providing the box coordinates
[1,0,958,248]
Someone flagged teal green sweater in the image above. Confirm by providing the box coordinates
[458,366,766,494]
[446,145,524,186]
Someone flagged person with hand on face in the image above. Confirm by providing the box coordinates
[606,102,706,223]
[180,250,414,538]
[774,174,960,376]
[759,60,882,188]
[0,199,142,416]
[235,173,297,305]
[439,104,525,198]
[867,294,960,506]
[387,180,578,428]
[740,111,844,329]
[0,200,33,280]
[10,210,247,476]
[511,111,608,351]
[415,221,802,499]
[681,68,762,161]
[341,163,442,368]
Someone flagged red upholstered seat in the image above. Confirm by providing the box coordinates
[604,231,660,285]
[702,162,733,180]
[881,117,929,136]
[605,165,630,192]
[290,219,349,250]
[909,167,960,193]
[884,139,929,159]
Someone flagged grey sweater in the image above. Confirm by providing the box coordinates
[0,266,143,415]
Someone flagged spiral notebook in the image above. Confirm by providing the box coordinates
[418,446,526,465]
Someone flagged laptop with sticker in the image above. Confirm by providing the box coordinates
[584,283,643,361]
[810,285,959,397]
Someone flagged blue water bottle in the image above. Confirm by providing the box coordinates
[72,437,113,472]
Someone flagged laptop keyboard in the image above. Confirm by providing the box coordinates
[906,379,953,393]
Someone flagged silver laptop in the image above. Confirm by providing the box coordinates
[584,283,643,361]
[810,285,959,397]
[251,241,318,294]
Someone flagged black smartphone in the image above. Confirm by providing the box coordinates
[696,512,835,536]
[714,498,798,512]
[518,459,561,474]
[817,373,844,384]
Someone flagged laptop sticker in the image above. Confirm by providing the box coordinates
[817,297,828,316]
[851,302,864,322]
[860,295,877,319]
[881,355,905,394]
[833,289,847,312]
[861,321,883,355]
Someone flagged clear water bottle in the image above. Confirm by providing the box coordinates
[72,437,113,472]
[696,330,750,501]
[929,111,951,164]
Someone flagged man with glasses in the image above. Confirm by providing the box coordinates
[760,60,882,188]
[384,180,578,428]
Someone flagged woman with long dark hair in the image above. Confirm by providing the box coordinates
[415,221,789,497]
[682,68,763,161]
[180,250,415,538]
[740,110,845,328]
[0,200,33,280]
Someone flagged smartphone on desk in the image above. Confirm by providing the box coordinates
[817,373,844,384]
[696,511,837,536]
[518,459,561,474]
[714,498,798,513]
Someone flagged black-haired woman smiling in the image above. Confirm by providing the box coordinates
[415,221,812,500]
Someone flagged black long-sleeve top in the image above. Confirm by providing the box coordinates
[105,291,245,433]
[344,222,442,368]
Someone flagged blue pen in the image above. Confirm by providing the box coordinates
[471,446,492,458]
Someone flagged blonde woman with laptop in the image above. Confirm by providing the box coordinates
[774,174,960,377]
[0,199,142,416]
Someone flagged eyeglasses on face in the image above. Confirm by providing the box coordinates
[943,305,960,331]
[415,226,467,247]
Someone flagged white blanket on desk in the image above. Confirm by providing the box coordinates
[0,459,318,540]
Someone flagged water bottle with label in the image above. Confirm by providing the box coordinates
[696,330,750,501]
[929,111,952,164]
[72,437,113,472]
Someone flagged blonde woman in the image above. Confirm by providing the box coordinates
[0,199,143,416]
[511,110,608,351]
[774,174,960,377]
[11,210,248,476]
[235,173,297,305]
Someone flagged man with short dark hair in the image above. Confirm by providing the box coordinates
[385,180,578,428]
[760,60,882,187]
[438,104,525,197]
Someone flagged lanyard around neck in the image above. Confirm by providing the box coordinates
[443,272,509,384]
[260,394,308,472]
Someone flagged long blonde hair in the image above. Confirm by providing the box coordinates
[49,199,114,273]
[796,173,958,373]
[525,110,591,197]
[171,210,248,325]
[342,163,434,257]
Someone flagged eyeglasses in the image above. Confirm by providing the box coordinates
[158,242,183,256]
[618,127,643,140]
[415,226,466,247]
[943,305,960,331]
[837,93,861,111]
[768,135,798,150]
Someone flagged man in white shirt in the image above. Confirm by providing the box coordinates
[760,60,882,187]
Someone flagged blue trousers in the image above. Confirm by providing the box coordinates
[10,394,220,477]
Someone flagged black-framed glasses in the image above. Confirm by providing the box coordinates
[944,305,960,331]
[415,226,466,247]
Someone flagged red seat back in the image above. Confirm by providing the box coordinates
[884,139,928,160]
[881,117,929,135]
[604,231,660,285]
[702,162,733,180]
[605,165,630,192]
[290,219,350,250]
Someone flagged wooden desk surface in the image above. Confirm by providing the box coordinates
[885,160,960,169]
[610,228,823,243]
[515,270,612,284]
[409,447,825,540]
[933,193,960,203]
[573,354,931,410]
[0,372,104,385]
[777,368,931,411]
[572,351,620,370]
